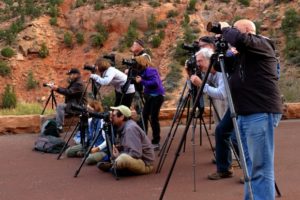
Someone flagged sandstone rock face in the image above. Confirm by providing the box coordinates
[0,115,41,134]
[282,103,300,119]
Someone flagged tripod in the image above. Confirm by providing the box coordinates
[159,50,254,199]
[156,80,215,174]
[41,90,57,115]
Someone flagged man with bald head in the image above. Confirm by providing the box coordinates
[219,19,282,200]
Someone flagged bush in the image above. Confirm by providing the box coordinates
[173,41,189,65]
[156,20,167,29]
[187,0,197,13]
[26,70,39,90]
[151,35,161,48]
[25,0,42,18]
[39,42,49,58]
[124,20,139,47]
[2,84,17,109]
[147,14,156,31]
[94,22,108,39]
[238,0,250,6]
[1,47,15,58]
[148,0,160,7]
[76,32,84,44]
[74,0,84,8]
[281,8,300,37]
[183,26,197,43]
[48,5,59,17]
[167,10,179,18]
[158,30,165,39]
[94,1,104,10]
[254,20,262,34]
[164,62,183,92]
[48,0,63,6]
[64,32,73,48]
[91,33,106,47]
[284,38,300,66]
[49,17,57,25]
[0,61,11,76]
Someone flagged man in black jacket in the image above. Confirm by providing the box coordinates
[219,19,282,200]
[51,68,86,132]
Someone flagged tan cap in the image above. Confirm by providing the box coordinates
[110,105,131,118]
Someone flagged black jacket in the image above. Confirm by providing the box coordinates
[56,77,87,113]
[222,27,282,115]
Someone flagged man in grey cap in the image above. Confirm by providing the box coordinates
[97,105,155,175]
[50,68,87,132]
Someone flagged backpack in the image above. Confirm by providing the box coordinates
[41,119,59,137]
[34,135,67,154]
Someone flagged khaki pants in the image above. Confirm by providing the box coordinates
[115,153,153,175]
[65,144,106,165]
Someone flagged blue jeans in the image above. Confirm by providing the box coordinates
[237,113,281,200]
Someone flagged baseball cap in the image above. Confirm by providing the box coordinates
[66,68,80,75]
[110,105,132,118]
[135,39,145,48]
[199,36,215,44]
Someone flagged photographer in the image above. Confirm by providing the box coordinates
[65,100,107,165]
[218,19,282,200]
[50,68,87,132]
[130,39,151,61]
[89,58,135,108]
[134,56,165,150]
[98,105,155,175]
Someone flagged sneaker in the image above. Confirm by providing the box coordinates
[57,126,63,133]
[97,162,112,172]
[152,143,160,151]
[208,169,234,180]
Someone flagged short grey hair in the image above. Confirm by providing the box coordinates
[195,48,214,60]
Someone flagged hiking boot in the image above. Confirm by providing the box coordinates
[208,169,234,180]
[152,143,160,151]
[97,162,112,172]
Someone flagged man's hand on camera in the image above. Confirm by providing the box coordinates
[135,76,142,83]
[51,85,58,91]
[112,145,120,158]
[219,22,230,30]
[190,75,202,87]
[91,147,100,153]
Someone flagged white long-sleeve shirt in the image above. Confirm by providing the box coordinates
[204,72,226,100]
[90,67,135,94]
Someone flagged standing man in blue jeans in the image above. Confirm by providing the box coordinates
[219,19,282,200]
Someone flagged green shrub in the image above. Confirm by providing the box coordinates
[167,10,179,18]
[173,41,189,65]
[238,0,250,6]
[95,22,108,39]
[48,5,59,17]
[48,0,63,6]
[254,20,262,34]
[1,47,15,58]
[0,61,11,76]
[76,32,84,44]
[164,62,183,92]
[158,30,165,39]
[101,91,115,109]
[281,8,300,37]
[0,102,55,115]
[183,26,197,43]
[49,17,57,25]
[151,35,161,48]
[64,32,73,48]
[284,38,300,66]
[91,33,105,47]
[39,42,49,58]
[183,12,190,26]
[147,14,156,31]
[156,20,167,29]
[26,70,39,90]
[124,20,139,47]
[187,0,197,13]
[94,1,104,10]
[25,0,42,18]
[148,0,160,7]
[2,84,17,109]
[74,0,84,8]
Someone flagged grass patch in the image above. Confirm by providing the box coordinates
[279,70,300,102]
[0,102,55,115]
[164,62,183,93]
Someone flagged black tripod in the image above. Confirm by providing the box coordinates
[41,90,57,115]
[156,80,215,174]
[159,49,255,199]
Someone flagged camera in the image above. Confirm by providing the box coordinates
[181,41,200,53]
[103,54,116,66]
[207,22,222,34]
[43,82,54,88]
[83,65,96,73]
[71,104,110,122]
[122,58,137,68]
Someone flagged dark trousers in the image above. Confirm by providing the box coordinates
[215,108,234,172]
[142,94,164,144]
[115,91,135,108]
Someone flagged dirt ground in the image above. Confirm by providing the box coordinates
[0,119,299,200]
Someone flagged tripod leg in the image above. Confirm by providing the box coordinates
[275,181,282,197]
[57,122,79,160]
[191,116,197,192]
[74,127,104,177]
[41,93,52,115]
[201,117,216,159]
[229,139,241,169]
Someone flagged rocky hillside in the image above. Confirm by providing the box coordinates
[0,0,299,108]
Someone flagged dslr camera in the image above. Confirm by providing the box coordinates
[181,41,200,76]
[83,65,96,73]
[71,104,110,122]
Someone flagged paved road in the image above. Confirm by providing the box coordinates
[0,120,299,200]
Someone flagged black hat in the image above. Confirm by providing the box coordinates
[135,39,145,48]
[199,36,215,44]
[66,68,80,75]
